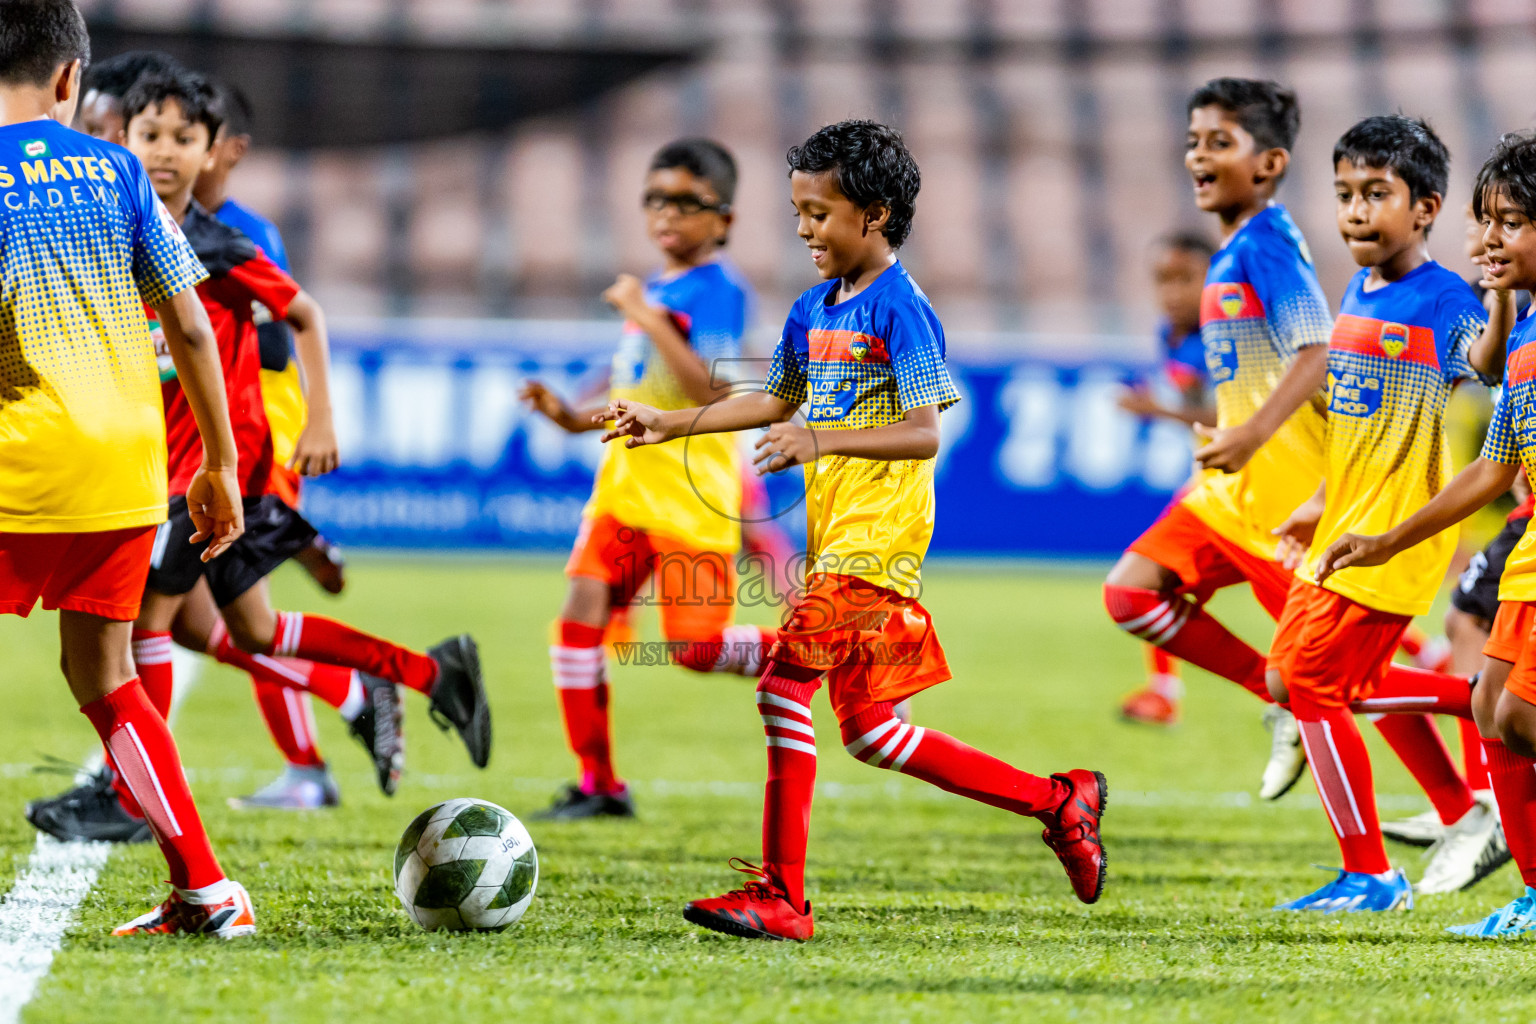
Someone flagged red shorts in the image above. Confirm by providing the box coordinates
[0,527,157,621]
[1129,503,1294,619]
[566,513,734,641]
[770,573,951,720]
[1486,601,1536,707]
[1268,579,1410,708]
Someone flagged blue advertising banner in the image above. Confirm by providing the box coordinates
[304,323,1194,559]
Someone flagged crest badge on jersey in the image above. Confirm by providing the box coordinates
[21,139,47,159]
[1218,283,1244,318]
[1379,322,1408,359]
[849,337,871,361]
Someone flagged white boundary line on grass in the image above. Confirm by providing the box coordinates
[0,647,203,1024]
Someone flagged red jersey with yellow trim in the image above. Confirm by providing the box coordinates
[1296,262,1486,615]
[1177,204,1332,561]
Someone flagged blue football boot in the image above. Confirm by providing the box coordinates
[1275,867,1413,912]
[1446,887,1536,939]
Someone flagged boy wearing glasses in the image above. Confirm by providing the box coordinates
[520,138,778,820]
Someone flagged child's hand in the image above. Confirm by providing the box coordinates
[186,465,245,562]
[289,418,340,477]
[1116,388,1162,418]
[602,274,648,317]
[1272,493,1325,570]
[1471,252,1506,293]
[519,379,572,426]
[1193,421,1261,473]
[1312,532,1392,586]
[752,423,817,475]
[598,398,671,447]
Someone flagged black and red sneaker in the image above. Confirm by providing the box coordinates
[1041,769,1108,904]
[683,859,814,941]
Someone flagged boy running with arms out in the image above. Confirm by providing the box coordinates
[520,139,775,820]
[1317,131,1536,935]
[0,0,252,937]
[601,120,1107,941]
[1270,116,1504,911]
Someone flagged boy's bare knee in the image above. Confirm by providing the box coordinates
[1266,670,1289,704]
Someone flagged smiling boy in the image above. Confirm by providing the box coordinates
[599,120,1107,941]
[1268,115,1504,912]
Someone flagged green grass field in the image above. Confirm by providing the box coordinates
[2,556,1531,1023]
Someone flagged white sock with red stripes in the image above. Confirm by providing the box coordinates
[839,703,1068,818]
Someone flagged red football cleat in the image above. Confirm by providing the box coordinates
[1119,687,1179,726]
[683,859,814,941]
[112,881,256,939]
[1041,769,1108,904]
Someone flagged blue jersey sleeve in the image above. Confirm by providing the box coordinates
[127,160,206,305]
[1435,285,1490,385]
[766,296,809,405]
[884,295,961,413]
[1247,234,1332,358]
[673,268,746,365]
[1483,390,1521,465]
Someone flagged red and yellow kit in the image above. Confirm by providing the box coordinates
[1295,262,1487,615]
[765,262,960,706]
[0,121,205,620]
[1176,204,1333,562]
[1275,261,1486,699]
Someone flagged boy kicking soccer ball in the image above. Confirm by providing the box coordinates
[599,120,1107,941]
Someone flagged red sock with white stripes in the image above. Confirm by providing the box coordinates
[210,620,356,711]
[552,621,619,795]
[267,611,437,695]
[672,625,780,676]
[1461,718,1491,791]
[1350,665,1472,718]
[839,704,1070,817]
[1484,738,1536,887]
[1369,713,1474,825]
[80,679,224,890]
[131,629,174,719]
[253,680,325,768]
[1104,584,1270,700]
[1292,698,1391,874]
[756,661,824,910]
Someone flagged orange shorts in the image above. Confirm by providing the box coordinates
[0,527,157,621]
[268,462,301,509]
[1267,579,1410,708]
[770,572,951,720]
[1485,601,1536,707]
[1129,503,1294,619]
[566,513,734,641]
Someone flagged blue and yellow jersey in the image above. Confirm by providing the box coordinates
[0,119,204,532]
[767,262,960,597]
[589,260,749,553]
[1178,204,1332,560]
[1481,311,1536,601]
[1159,320,1207,392]
[1297,262,1486,615]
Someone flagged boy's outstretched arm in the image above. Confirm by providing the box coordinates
[1195,344,1328,473]
[1469,288,1518,381]
[522,379,611,434]
[603,274,721,406]
[600,391,797,447]
[154,288,244,559]
[284,289,339,476]
[1313,456,1519,585]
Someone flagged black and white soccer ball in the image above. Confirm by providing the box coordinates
[392,798,538,932]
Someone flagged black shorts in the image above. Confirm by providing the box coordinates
[147,494,318,607]
[1452,514,1532,623]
